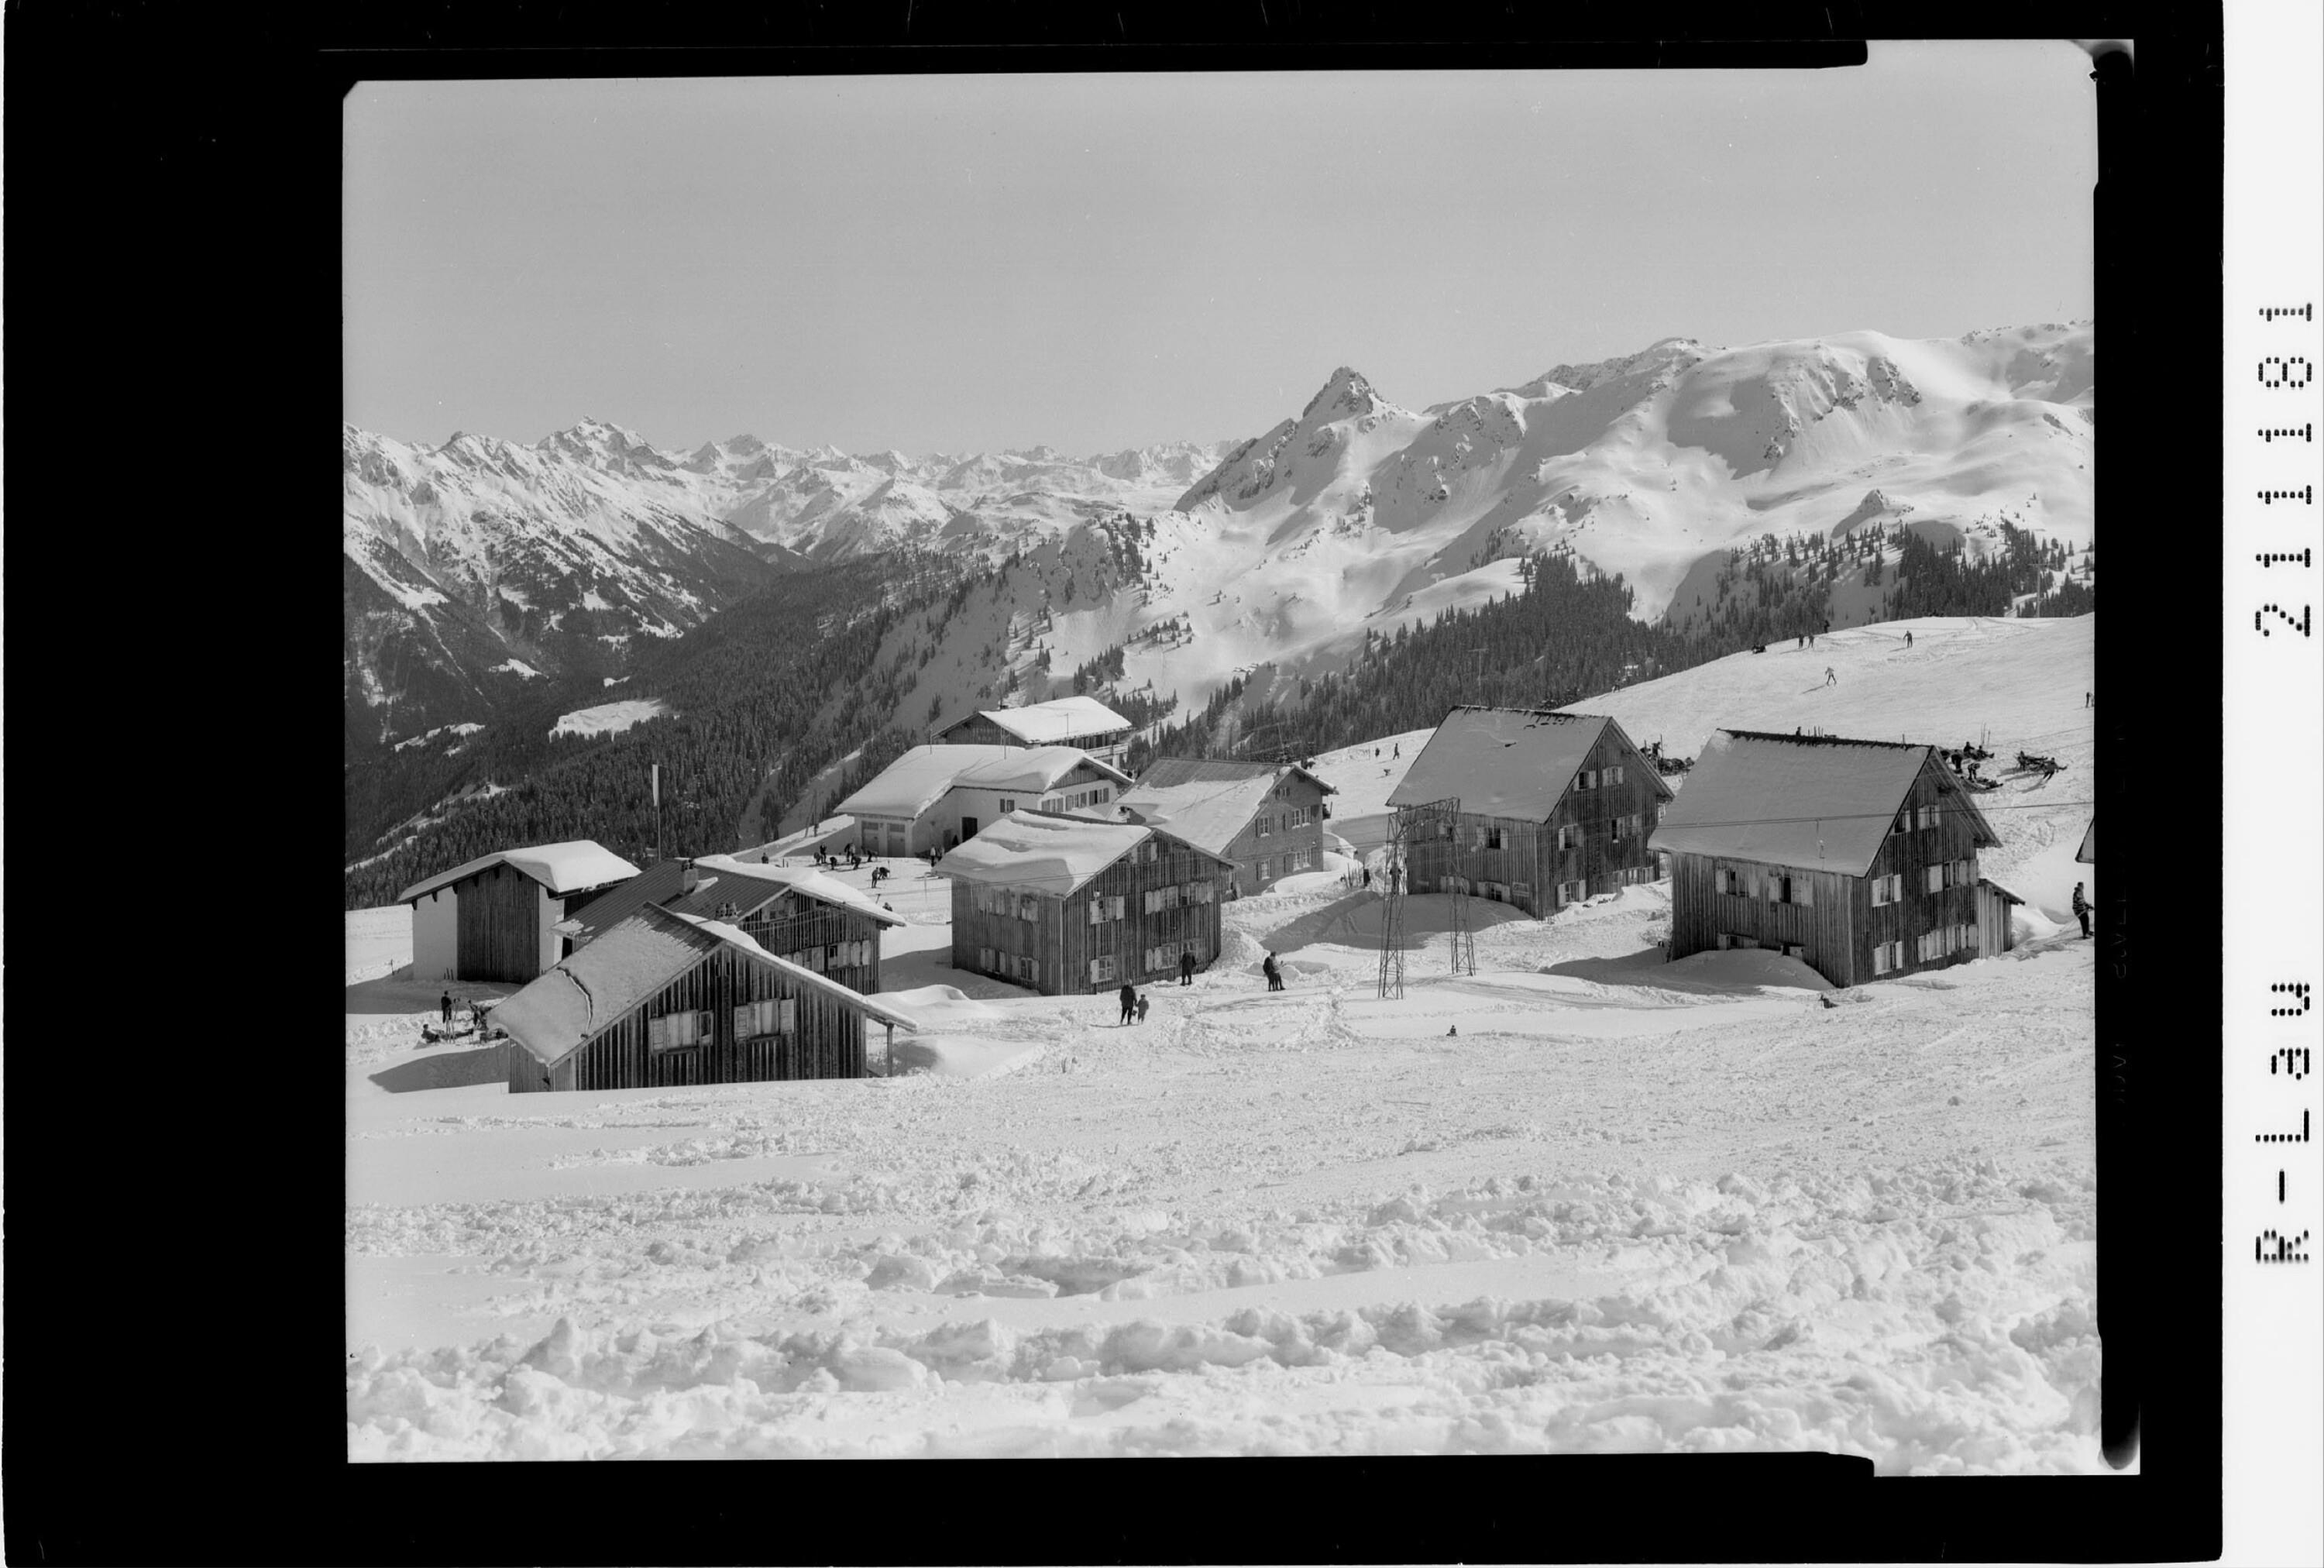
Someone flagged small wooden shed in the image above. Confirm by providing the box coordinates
[398,840,641,985]
[496,903,920,1094]
[1115,758,1337,896]
[1975,875,2027,955]
[937,810,1234,995]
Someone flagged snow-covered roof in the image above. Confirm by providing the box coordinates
[1648,730,1999,878]
[2075,819,2095,863]
[937,810,1222,896]
[397,839,641,904]
[943,695,1134,745]
[688,854,909,928]
[1386,708,1669,821]
[834,745,1029,819]
[947,745,1131,793]
[496,903,918,1068]
[1978,875,2030,905]
[1115,758,1332,858]
[559,855,908,940]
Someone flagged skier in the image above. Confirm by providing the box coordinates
[1905,631,1913,648]
[440,990,453,1025]
[1117,982,1137,1026]
[1136,993,1150,1025]
[1179,950,1195,987]
[1824,667,1837,686]
[2071,882,2092,939]
[1393,743,1400,759]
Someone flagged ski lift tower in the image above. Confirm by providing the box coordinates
[1378,796,1473,999]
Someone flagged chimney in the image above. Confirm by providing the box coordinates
[681,861,700,895]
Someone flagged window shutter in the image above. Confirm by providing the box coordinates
[734,1004,753,1040]
[648,1015,669,1050]
[1089,899,1103,927]
[1112,894,1126,920]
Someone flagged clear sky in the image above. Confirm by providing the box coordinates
[344,44,2096,457]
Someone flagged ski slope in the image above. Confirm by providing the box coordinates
[349,616,2099,1465]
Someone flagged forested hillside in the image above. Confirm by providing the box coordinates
[342,555,986,908]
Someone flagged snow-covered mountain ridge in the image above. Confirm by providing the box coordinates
[345,322,2089,746]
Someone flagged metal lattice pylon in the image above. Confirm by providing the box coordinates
[1380,797,1475,997]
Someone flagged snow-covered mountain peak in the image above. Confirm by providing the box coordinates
[1300,366,1393,425]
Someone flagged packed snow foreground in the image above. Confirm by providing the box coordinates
[348,625,2099,1467]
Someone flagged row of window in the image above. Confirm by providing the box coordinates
[1085,940,1209,983]
[1551,814,1645,851]
[783,938,874,971]
[1253,805,1314,837]
[1256,847,1315,881]
[648,999,799,1053]
[1573,764,1627,790]
[1868,924,1975,974]
[979,950,1040,985]
[1714,864,1815,906]
[1895,803,1944,834]
[1868,858,1974,906]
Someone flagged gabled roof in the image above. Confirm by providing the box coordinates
[1114,758,1335,858]
[940,695,1133,744]
[834,744,1030,819]
[686,854,908,928]
[2075,819,2095,863]
[1386,707,1672,820]
[947,745,1131,793]
[936,809,1230,896]
[397,839,640,905]
[496,903,919,1069]
[557,854,907,942]
[1648,729,2000,877]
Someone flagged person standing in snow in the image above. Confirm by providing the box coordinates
[440,990,453,1024]
[1136,993,1150,1025]
[2071,883,2091,939]
[1263,952,1282,992]
[1905,630,1913,648]
[1118,982,1136,1026]
[1824,667,1836,686]
[1178,950,1195,986]
[1393,743,1400,759]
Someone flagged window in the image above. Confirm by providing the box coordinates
[1605,765,1624,786]
[1111,893,1127,919]
[1256,814,1273,838]
[1783,944,1805,959]
[1291,846,1314,871]
[999,798,1016,813]
[1557,878,1587,907]
[1093,786,1109,803]
[1558,823,1583,852]
[1017,894,1039,922]
[1187,882,1212,905]
[733,998,794,1040]
[1289,806,1312,828]
[1483,824,1504,850]
[1872,941,1900,976]
[1870,872,1902,906]
[1954,858,1971,886]
[1895,813,1910,836]
[1143,884,1181,913]
[1089,954,1116,984]
[1575,769,1597,791]
[648,1009,712,1051]
[978,946,995,970]
[1088,898,1106,926]
[1257,858,1273,882]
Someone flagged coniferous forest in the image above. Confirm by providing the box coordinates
[349,523,2092,910]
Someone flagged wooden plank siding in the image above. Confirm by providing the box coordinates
[1403,726,1666,918]
[1665,854,1857,981]
[736,902,886,995]
[1221,772,1332,896]
[950,838,1227,995]
[456,862,550,983]
[507,941,871,1093]
[1664,755,1989,989]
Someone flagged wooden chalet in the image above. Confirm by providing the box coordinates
[497,903,921,1093]
[1115,758,1336,896]
[1648,729,2004,988]
[397,840,641,985]
[835,744,1129,859]
[933,696,1135,770]
[1386,707,1674,916]
[552,852,905,995]
[937,810,1235,995]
